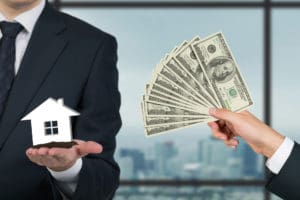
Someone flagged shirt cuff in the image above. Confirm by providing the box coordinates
[266,137,294,174]
[47,158,82,182]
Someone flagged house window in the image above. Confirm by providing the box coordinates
[44,121,59,135]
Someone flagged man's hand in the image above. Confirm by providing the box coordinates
[208,108,284,158]
[26,140,103,171]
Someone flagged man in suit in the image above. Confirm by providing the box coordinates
[0,0,121,199]
[208,108,299,199]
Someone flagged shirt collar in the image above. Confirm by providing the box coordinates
[0,0,45,34]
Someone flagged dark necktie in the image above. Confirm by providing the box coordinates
[0,22,23,117]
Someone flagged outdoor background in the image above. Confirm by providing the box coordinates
[53,0,299,199]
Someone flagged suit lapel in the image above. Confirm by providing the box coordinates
[0,3,68,148]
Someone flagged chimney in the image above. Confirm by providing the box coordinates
[57,98,64,106]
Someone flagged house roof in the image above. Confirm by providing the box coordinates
[21,98,80,121]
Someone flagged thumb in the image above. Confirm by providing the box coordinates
[209,108,237,122]
[75,141,103,157]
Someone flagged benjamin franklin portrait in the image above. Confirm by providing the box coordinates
[206,57,236,83]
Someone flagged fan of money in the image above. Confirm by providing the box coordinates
[141,32,253,136]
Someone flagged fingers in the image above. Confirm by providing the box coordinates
[208,121,239,149]
[241,110,252,116]
[216,120,226,128]
[75,141,103,157]
[26,147,49,157]
[37,147,49,155]
[25,140,103,171]
[26,147,78,171]
[26,148,45,166]
[224,138,239,149]
[209,108,238,122]
[48,147,75,156]
[208,121,228,140]
[26,148,59,166]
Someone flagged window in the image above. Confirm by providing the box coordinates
[54,1,298,200]
[44,121,59,135]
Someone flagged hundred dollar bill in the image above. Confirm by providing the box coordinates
[149,75,207,107]
[145,121,200,136]
[146,94,196,111]
[155,63,210,107]
[174,41,188,54]
[164,58,217,108]
[143,96,208,117]
[145,97,208,116]
[145,94,212,118]
[151,83,202,107]
[145,84,198,109]
[141,100,207,127]
[156,41,188,75]
[192,32,253,111]
[175,37,221,108]
[144,116,207,127]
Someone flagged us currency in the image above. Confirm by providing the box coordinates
[143,96,208,117]
[149,75,207,107]
[145,97,208,116]
[144,116,207,127]
[160,41,188,68]
[141,101,207,126]
[192,32,253,111]
[151,83,201,107]
[156,62,210,108]
[175,37,221,108]
[164,58,216,108]
[145,121,200,136]
[141,100,205,127]
[145,84,198,109]
[146,94,196,111]
[174,41,188,54]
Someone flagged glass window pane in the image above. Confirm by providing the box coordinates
[273,0,300,1]
[272,9,300,143]
[45,128,52,135]
[62,8,263,180]
[52,121,58,126]
[44,121,51,127]
[116,186,264,199]
[53,128,59,134]
[272,10,300,199]
[61,0,262,2]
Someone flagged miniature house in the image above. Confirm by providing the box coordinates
[22,98,80,146]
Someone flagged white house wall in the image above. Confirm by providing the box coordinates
[31,116,72,146]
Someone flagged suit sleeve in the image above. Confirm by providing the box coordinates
[71,34,122,200]
[266,142,300,200]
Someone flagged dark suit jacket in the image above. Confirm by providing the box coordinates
[266,143,300,200]
[0,2,121,200]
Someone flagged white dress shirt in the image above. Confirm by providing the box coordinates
[266,137,295,174]
[0,0,82,198]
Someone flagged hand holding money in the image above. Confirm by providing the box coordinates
[141,32,253,136]
[208,108,284,158]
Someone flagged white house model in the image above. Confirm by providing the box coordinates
[22,98,80,146]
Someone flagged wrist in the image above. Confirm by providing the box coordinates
[48,158,82,182]
[262,130,285,158]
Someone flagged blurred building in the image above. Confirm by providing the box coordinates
[239,141,260,178]
[119,148,146,178]
[198,136,232,179]
[154,141,178,177]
